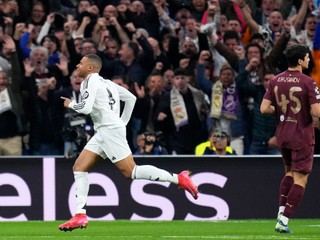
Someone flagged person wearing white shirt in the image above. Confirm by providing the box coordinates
[58,54,199,231]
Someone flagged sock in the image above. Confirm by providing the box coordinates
[278,206,285,216]
[283,184,305,218]
[131,165,178,184]
[74,171,89,214]
[279,215,289,225]
[278,175,294,210]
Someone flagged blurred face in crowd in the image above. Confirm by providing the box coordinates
[103,5,118,20]
[0,71,8,91]
[220,68,234,87]
[163,69,174,90]
[261,0,276,16]
[268,10,283,32]
[227,19,242,33]
[147,37,160,56]
[42,37,57,55]
[185,18,198,38]
[70,70,82,92]
[210,132,228,152]
[31,3,46,24]
[263,73,274,89]
[161,34,170,52]
[81,41,96,56]
[192,0,206,12]
[78,0,91,13]
[182,39,197,57]
[120,0,131,7]
[176,8,192,26]
[105,38,119,58]
[31,49,48,69]
[130,1,145,14]
[224,38,238,51]
[147,75,164,95]
[220,14,228,33]
[304,16,317,37]
[247,45,261,63]
[74,38,84,54]
[118,43,135,65]
[173,74,189,93]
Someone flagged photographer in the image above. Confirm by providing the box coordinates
[134,131,168,155]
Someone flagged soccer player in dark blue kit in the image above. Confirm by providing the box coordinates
[261,44,320,233]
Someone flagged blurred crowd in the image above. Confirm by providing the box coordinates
[0,0,319,157]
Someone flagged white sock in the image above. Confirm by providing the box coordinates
[278,206,285,215]
[74,171,89,214]
[280,215,289,225]
[131,165,178,184]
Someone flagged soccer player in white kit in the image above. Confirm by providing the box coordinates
[58,54,199,231]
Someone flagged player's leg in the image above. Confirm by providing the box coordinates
[101,127,199,199]
[73,149,103,213]
[59,136,105,231]
[114,154,198,199]
[276,146,313,233]
[278,168,293,217]
[277,149,294,218]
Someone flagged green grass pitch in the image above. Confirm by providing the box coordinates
[0,219,319,239]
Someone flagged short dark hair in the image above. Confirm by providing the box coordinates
[174,67,189,76]
[85,54,102,69]
[223,30,239,42]
[285,44,309,68]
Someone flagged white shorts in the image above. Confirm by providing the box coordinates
[84,126,131,163]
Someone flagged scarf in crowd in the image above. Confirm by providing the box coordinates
[0,88,12,114]
[170,84,204,128]
[210,80,238,120]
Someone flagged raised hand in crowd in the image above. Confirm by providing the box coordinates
[23,59,35,77]
[198,50,211,65]
[55,54,69,76]
[13,23,26,40]
[234,45,245,60]
[134,82,145,98]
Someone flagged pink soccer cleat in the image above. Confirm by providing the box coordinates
[178,170,199,199]
[58,213,88,231]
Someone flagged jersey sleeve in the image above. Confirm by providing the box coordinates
[307,79,320,105]
[263,80,274,102]
[70,78,97,115]
[113,82,137,125]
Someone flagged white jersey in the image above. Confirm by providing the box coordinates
[69,73,136,129]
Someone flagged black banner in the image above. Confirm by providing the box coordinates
[0,156,319,221]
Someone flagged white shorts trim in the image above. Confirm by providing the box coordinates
[84,127,131,163]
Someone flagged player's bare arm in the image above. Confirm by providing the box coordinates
[260,99,275,114]
[310,102,320,118]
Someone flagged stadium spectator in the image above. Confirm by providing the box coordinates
[196,51,245,154]
[0,35,28,155]
[237,69,278,155]
[195,128,236,155]
[134,131,168,155]
[155,67,208,154]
